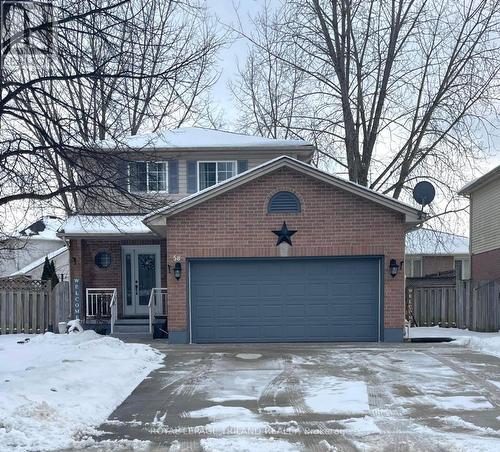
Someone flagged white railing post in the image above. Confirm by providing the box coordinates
[110,289,117,334]
[148,288,167,335]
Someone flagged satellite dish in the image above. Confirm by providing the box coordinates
[413,181,435,206]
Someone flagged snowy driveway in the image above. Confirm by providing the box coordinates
[99,342,500,451]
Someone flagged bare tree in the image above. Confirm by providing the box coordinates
[232,0,500,229]
[0,0,223,247]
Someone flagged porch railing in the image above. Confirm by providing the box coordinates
[86,288,117,333]
[148,288,167,334]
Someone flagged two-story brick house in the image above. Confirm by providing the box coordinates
[459,164,500,281]
[58,127,422,343]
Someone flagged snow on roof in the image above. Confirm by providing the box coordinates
[10,246,67,276]
[58,215,154,237]
[144,155,422,224]
[18,216,64,242]
[99,127,313,150]
[406,228,469,255]
[459,163,500,195]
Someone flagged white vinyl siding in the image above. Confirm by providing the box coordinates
[470,177,500,254]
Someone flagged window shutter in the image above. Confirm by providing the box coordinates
[187,160,197,193]
[168,160,179,194]
[237,160,248,174]
[114,157,129,190]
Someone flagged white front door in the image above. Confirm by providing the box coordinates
[122,245,161,316]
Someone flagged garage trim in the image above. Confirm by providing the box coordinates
[187,255,384,344]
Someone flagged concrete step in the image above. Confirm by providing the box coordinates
[113,323,149,334]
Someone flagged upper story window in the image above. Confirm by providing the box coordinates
[198,161,237,190]
[128,161,168,193]
[268,191,301,213]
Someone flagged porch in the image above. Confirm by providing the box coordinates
[85,287,168,337]
[59,217,169,337]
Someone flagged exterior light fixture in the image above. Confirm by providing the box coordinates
[389,259,400,278]
[174,262,182,280]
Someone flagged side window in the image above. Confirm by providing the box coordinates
[405,257,422,277]
[268,191,301,213]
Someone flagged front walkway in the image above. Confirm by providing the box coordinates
[97,342,500,451]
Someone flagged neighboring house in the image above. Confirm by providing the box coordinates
[9,246,69,281]
[0,216,66,277]
[405,228,470,280]
[58,127,423,343]
[459,165,500,281]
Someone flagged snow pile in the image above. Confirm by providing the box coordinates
[411,327,500,358]
[0,331,163,451]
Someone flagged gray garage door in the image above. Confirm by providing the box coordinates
[190,258,381,343]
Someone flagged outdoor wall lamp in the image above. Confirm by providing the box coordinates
[174,262,182,280]
[389,259,400,278]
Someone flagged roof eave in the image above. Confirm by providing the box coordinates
[57,231,158,239]
[459,166,500,195]
[101,144,315,154]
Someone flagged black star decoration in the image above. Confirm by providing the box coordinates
[272,222,297,246]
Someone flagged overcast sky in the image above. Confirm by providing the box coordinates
[206,0,500,175]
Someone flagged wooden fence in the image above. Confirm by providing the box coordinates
[407,279,500,332]
[469,280,500,332]
[0,280,71,334]
[407,285,458,328]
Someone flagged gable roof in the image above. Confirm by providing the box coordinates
[144,156,422,227]
[405,228,469,255]
[99,127,314,153]
[10,246,68,277]
[459,164,500,195]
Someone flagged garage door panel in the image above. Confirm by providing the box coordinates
[190,258,380,343]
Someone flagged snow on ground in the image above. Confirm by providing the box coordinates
[200,436,303,452]
[188,405,268,431]
[0,331,163,451]
[302,376,369,415]
[410,326,500,358]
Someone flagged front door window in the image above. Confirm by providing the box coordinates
[122,246,160,316]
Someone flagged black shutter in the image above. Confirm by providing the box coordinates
[237,160,248,174]
[187,160,198,193]
[115,157,129,190]
[168,160,179,194]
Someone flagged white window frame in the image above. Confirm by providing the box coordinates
[197,160,237,191]
[127,161,169,194]
[405,257,422,277]
[454,256,471,280]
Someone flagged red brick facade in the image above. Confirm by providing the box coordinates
[472,247,500,281]
[165,167,407,338]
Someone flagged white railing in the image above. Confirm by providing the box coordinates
[86,288,117,325]
[148,288,167,334]
[110,290,117,334]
